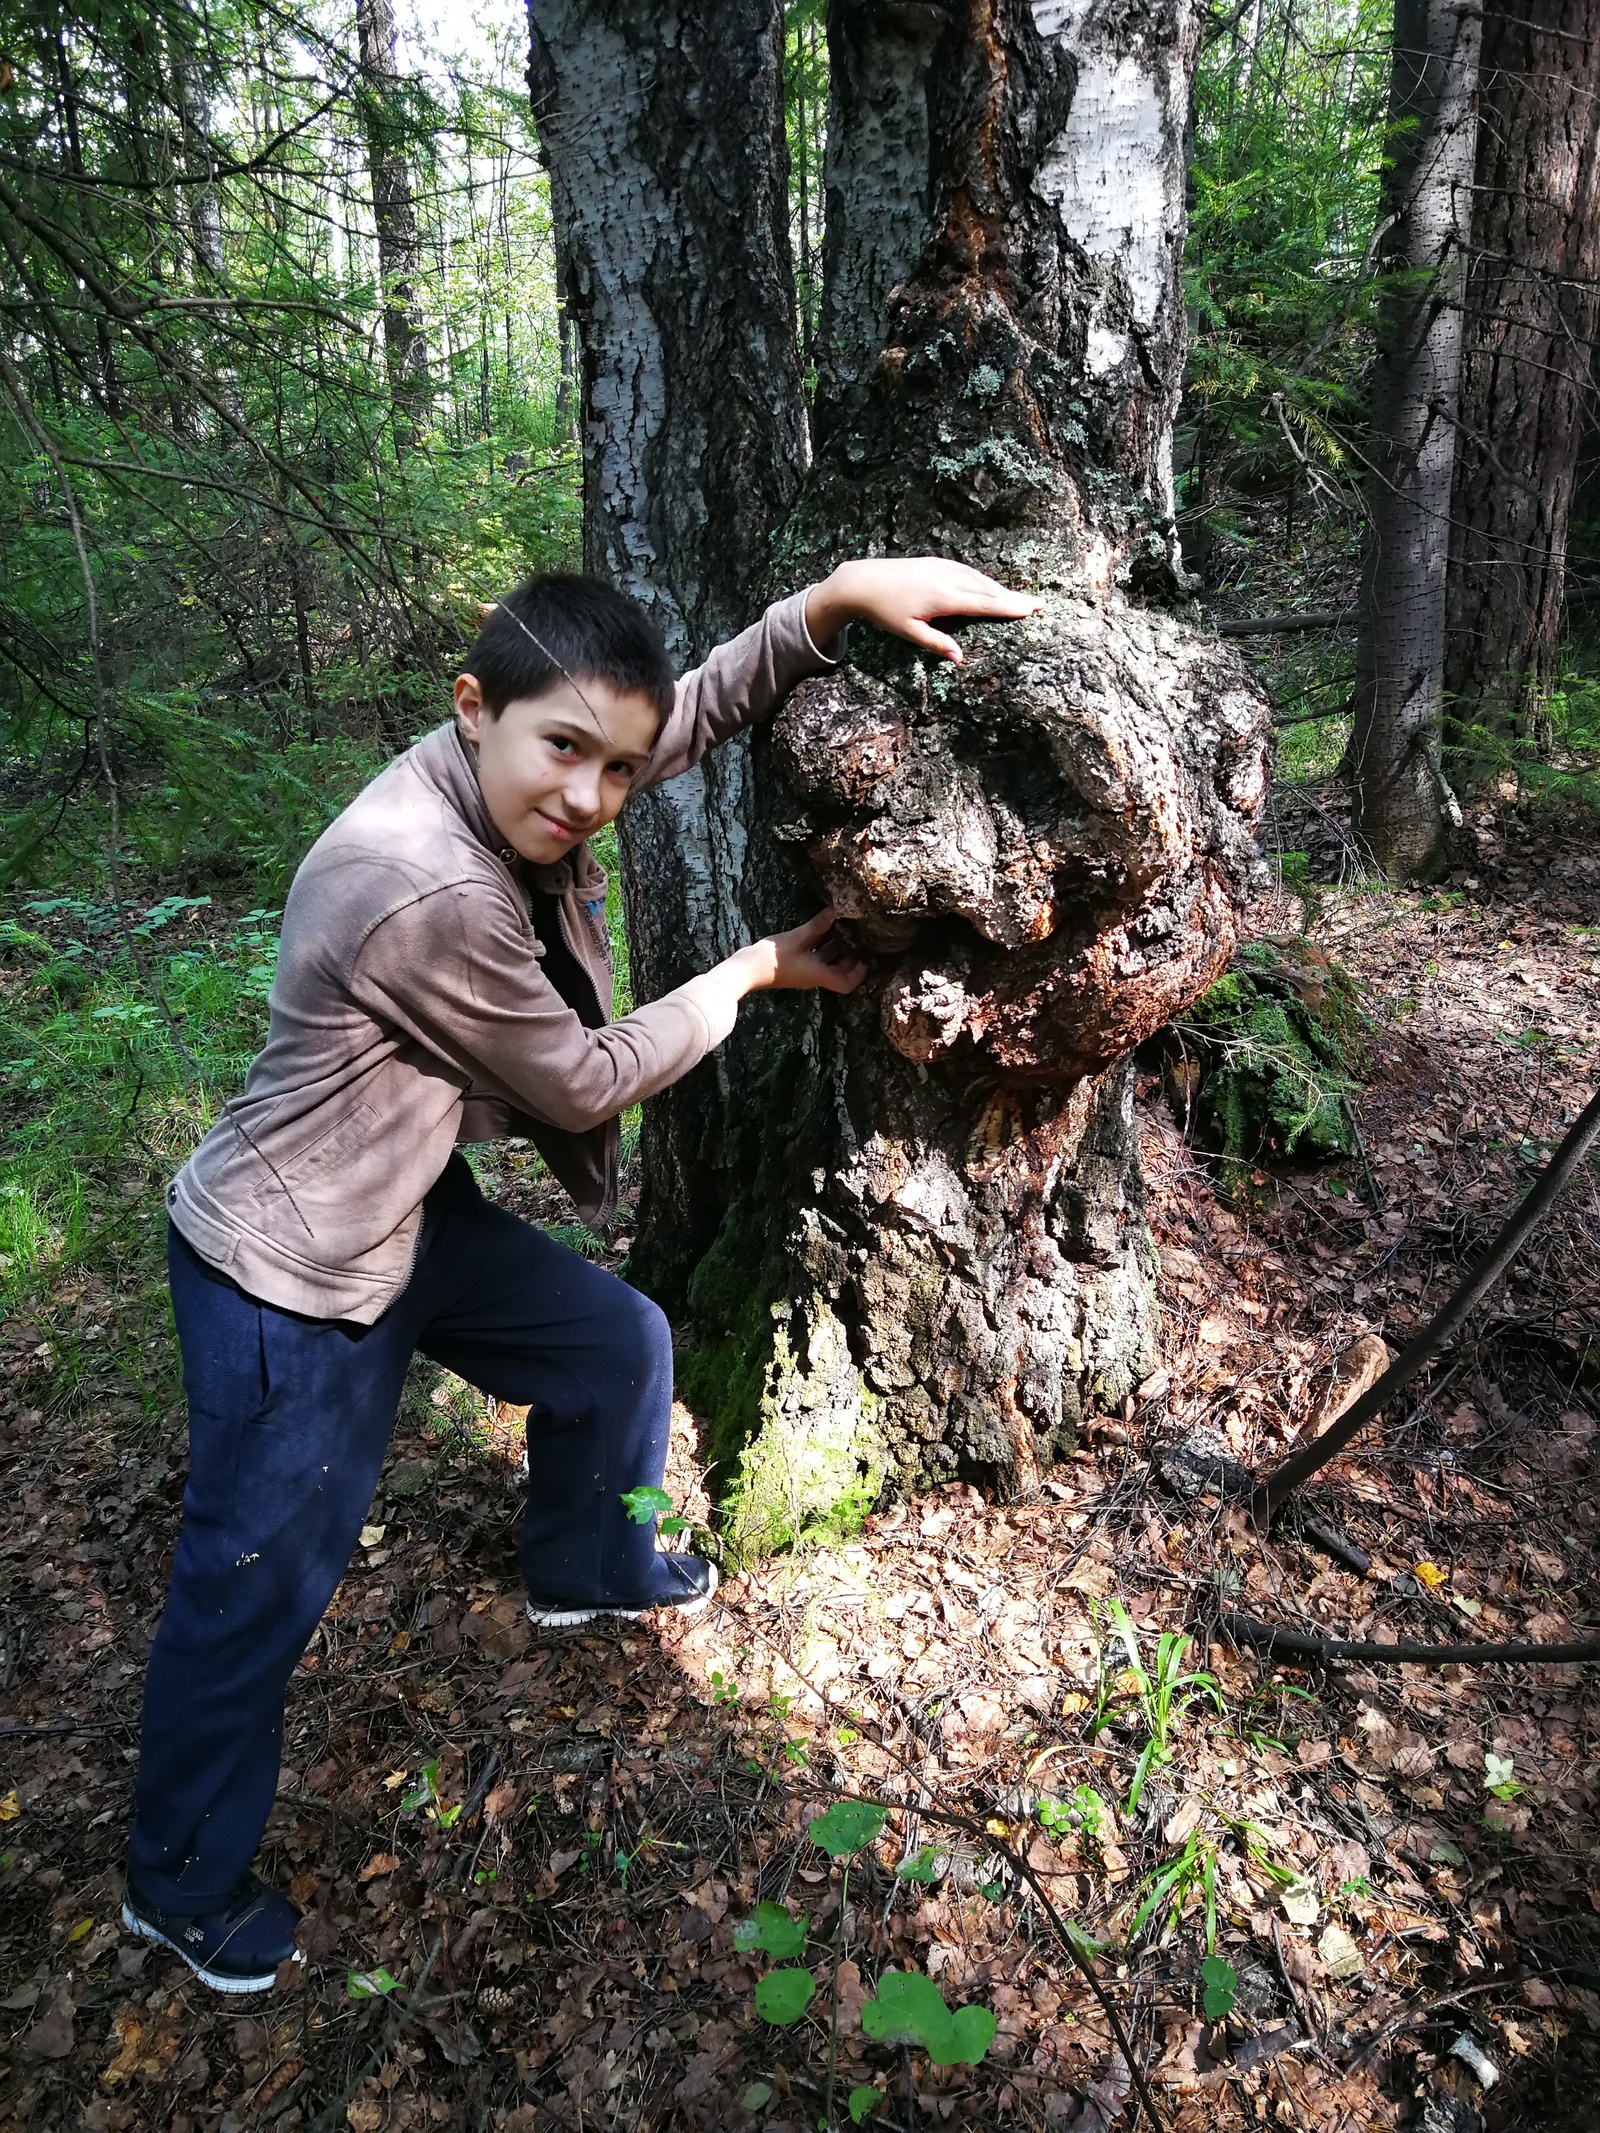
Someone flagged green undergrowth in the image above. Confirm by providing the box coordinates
[0,893,278,1421]
[1167,934,1370,1161]
[1449,667,1600,816]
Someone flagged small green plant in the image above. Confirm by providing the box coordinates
[1128,1833,1220,1951]
[398,1758,459,1827]
[1200,1953,1236,2021]
[1484,1752,1523,1802]
[859,1970,997,2067]
[754,1968,816,2023]
[345,1967,398,1998]
[742,1800,1001,2120]
[895,1845,940,1884]
[1101,1601,1223,1814]
[734,1902,808,1960]
[1039,1786,1112,1844]
[617,1483,689,1537]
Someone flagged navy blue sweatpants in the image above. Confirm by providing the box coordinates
[128,1152,673,1912]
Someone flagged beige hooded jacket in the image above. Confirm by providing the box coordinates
[166,590,838,1322]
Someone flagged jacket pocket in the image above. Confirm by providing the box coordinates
[249,1101,380,1203]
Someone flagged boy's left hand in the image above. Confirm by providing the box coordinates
[805,556,1038,666]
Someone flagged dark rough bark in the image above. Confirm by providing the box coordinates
[663,0,1269,1552]
[1350,0,1481,880]
[172,52,223,280]
[356,0,429,429]
[527,0,811,1288]
[1443,0,1600,766]
[815,1,944,431]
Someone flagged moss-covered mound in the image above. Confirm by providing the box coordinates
[1166,935,1370,1159]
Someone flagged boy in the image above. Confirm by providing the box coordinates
[122,555,1033,1991]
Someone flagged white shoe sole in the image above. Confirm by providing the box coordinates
[120,1902,300,1995]
[526,1562,718,1629]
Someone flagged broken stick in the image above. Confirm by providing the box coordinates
[1251,1084,1600,1527]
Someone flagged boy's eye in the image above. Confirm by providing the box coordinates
[548,736,577,757]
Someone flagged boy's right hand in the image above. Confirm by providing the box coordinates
[678,908,867,1050]
[757,907,869,994]
[734,907,868,996]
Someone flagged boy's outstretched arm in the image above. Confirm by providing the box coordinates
[675,904,867,1038]
[804,556,1038,665]
[645,559,1036,792]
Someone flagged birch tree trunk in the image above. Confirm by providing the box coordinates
[1443,0,1600,768]
[527,0,811,1290]
[356,0,429,436]
[669,0,1268,1549]
[1349,0,1481,879]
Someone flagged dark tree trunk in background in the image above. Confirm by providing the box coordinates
[173,50,224,279]
[527,0,811,1288]
[814,1,944,431]
[1350,0,1481,879]
[667,0,1268,1552]
[1443,0,1600,768]
[356,0,429,435]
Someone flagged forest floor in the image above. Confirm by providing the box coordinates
[2,794,1598,2133]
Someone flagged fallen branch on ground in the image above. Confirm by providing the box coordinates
[1216,609,1355,636]
[1220,1612,1600,1669]
[1251,1084,1600,1526]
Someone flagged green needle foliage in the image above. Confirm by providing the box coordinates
[1171,936,1370,1161]
[1184,0,1392,533]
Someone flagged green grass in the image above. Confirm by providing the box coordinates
[0,893,280,1422]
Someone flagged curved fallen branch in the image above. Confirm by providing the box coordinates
[1251,1084,1600,1526]
[1220,1611,1600,1669]
[1216,608,1356,637]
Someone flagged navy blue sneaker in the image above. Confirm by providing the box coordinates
[122,1871,303,1994]
[526,1554,717,1629]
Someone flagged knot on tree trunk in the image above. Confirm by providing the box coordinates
[769,594,1269,1080]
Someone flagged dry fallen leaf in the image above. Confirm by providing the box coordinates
[101,2004,183,2085]
[1319,1924,1363,1981]
[1164,1796,1204,1847]
[1392,1736,1436,1780]
[24,1986,75,2062]
[1281,1877,1319,1927]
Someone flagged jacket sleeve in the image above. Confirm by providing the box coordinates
[638,587,845,792]
[350,880,732,1135]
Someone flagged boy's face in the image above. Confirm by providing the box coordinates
[453,673,659,866]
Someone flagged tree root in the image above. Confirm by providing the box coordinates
[1219,1611,1600,1669]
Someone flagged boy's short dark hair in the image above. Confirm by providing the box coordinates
[463,574,675,725]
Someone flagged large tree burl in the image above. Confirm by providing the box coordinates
[770,595,1269,1081]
